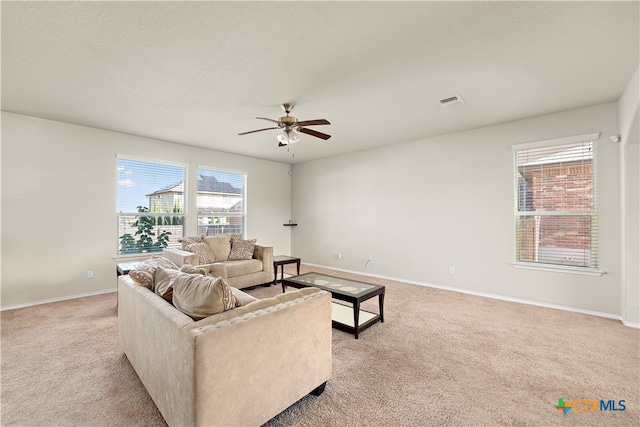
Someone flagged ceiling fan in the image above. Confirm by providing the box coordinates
[239,103,331,146]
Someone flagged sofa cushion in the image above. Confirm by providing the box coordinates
[230,287,259,307]
[172,273,237,320]
[180,264,208,275]
[228,238,256,261]
[129,257,179,289]
[225,259,263,278]
[203,263,228,279]
[184,242,215,265]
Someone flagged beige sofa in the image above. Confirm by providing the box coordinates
[118,274,332,427]
[163,235,274,289]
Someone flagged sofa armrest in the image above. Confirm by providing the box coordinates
[254,245,274,275]
[163,248,197,267]
[118,277,197,426]
[189,288,332,426]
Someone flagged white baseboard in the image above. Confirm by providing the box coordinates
[4,267,639,330]
[302,262,638,329]
[622,319,640,328]
[1,288,117,312]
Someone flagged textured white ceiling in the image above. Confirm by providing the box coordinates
[2,1,638,164]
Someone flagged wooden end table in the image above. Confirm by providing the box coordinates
[273,255,301,286]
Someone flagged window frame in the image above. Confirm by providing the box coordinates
[116,155,188,258]
[512,132,605,276]
[195,165,247,238]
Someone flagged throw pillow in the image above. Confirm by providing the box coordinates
[129,257,179,289]
[155,266,210,302]
[226,233,242,241]
[228,238,256,261]
[202,235,232,262]
[154,267,181,301]
[179,235,204,251]
[184,242,215,265]
[172,275,237,320]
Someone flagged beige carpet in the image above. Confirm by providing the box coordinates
[2,265,638,426]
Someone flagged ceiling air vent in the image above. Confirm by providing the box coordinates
[438,95,464,108]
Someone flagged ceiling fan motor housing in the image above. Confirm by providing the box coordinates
[280,116,298,127]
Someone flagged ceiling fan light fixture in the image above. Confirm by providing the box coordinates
[277,129,299,145]
[288,130,300,144]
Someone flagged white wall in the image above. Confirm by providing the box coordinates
[1,112,292,308]
[292,102,623,317]
[618,66,640,326]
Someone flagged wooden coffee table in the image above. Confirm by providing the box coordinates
[283,272,385,339]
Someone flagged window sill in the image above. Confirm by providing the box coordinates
[512,262,606,276]
[113,245,182,263]
[113,254,155,263]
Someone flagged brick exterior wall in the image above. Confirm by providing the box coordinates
[532,163,592,250]
[518,162,593,265]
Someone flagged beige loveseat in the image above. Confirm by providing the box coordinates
[118,274,332,427]
[163,234,274,289]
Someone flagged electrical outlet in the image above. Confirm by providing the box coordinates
[338,253,343,260]
[449,266,455,275]
[86,270,94,279]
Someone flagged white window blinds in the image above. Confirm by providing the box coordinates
[117,157,186,255]
[196,167,245,237]
[514,135,598,269]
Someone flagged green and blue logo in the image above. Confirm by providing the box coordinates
[554,397,626,415]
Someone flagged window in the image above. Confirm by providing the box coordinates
[514,133,599,270]
[117,157,186,255]
[196,167,245,237]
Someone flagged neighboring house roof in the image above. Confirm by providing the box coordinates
[146,181,184,197]
[147,175,240,197]
[197,175,241,194]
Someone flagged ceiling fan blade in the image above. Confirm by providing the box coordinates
[296,119,330,126]
[256,117,280,124]
[238,127,279,136]
[298,127,332,140]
